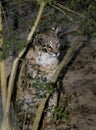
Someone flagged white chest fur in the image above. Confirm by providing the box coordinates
[26,48,59,82]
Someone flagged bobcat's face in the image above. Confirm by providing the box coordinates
[34,30,60,55]
[32,30,60,66]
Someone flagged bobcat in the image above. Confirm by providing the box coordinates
[16,29,60,129]
[27,30,60,81]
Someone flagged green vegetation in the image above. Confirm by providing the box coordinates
[0,30,24,60]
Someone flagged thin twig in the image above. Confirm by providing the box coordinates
[52,4,67,16]
[51,3,79,32]
[59,24,80,36]
[54,2,86,19]
[51,4,74,23]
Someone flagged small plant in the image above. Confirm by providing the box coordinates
[32,80,54,98]
[52,106,72,122]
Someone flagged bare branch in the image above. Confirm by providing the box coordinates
[54,2,86,19]
[52,4,74,23]
[0,61,7,111]
[32,94,50,130]
[0,2,7,113]
[59,24,80,36]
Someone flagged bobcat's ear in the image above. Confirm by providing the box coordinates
[51,25,60,35]
[33,36,41,46]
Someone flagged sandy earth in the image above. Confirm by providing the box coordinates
[62,42,96,130]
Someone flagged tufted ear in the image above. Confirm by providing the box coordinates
[33,36,41,46]
[51,25,61,35]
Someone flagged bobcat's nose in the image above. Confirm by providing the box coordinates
[55,52,59,56]
[53,52,59,57]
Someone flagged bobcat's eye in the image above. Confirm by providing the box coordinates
[40,47,47,52]
[46,45,52,49]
